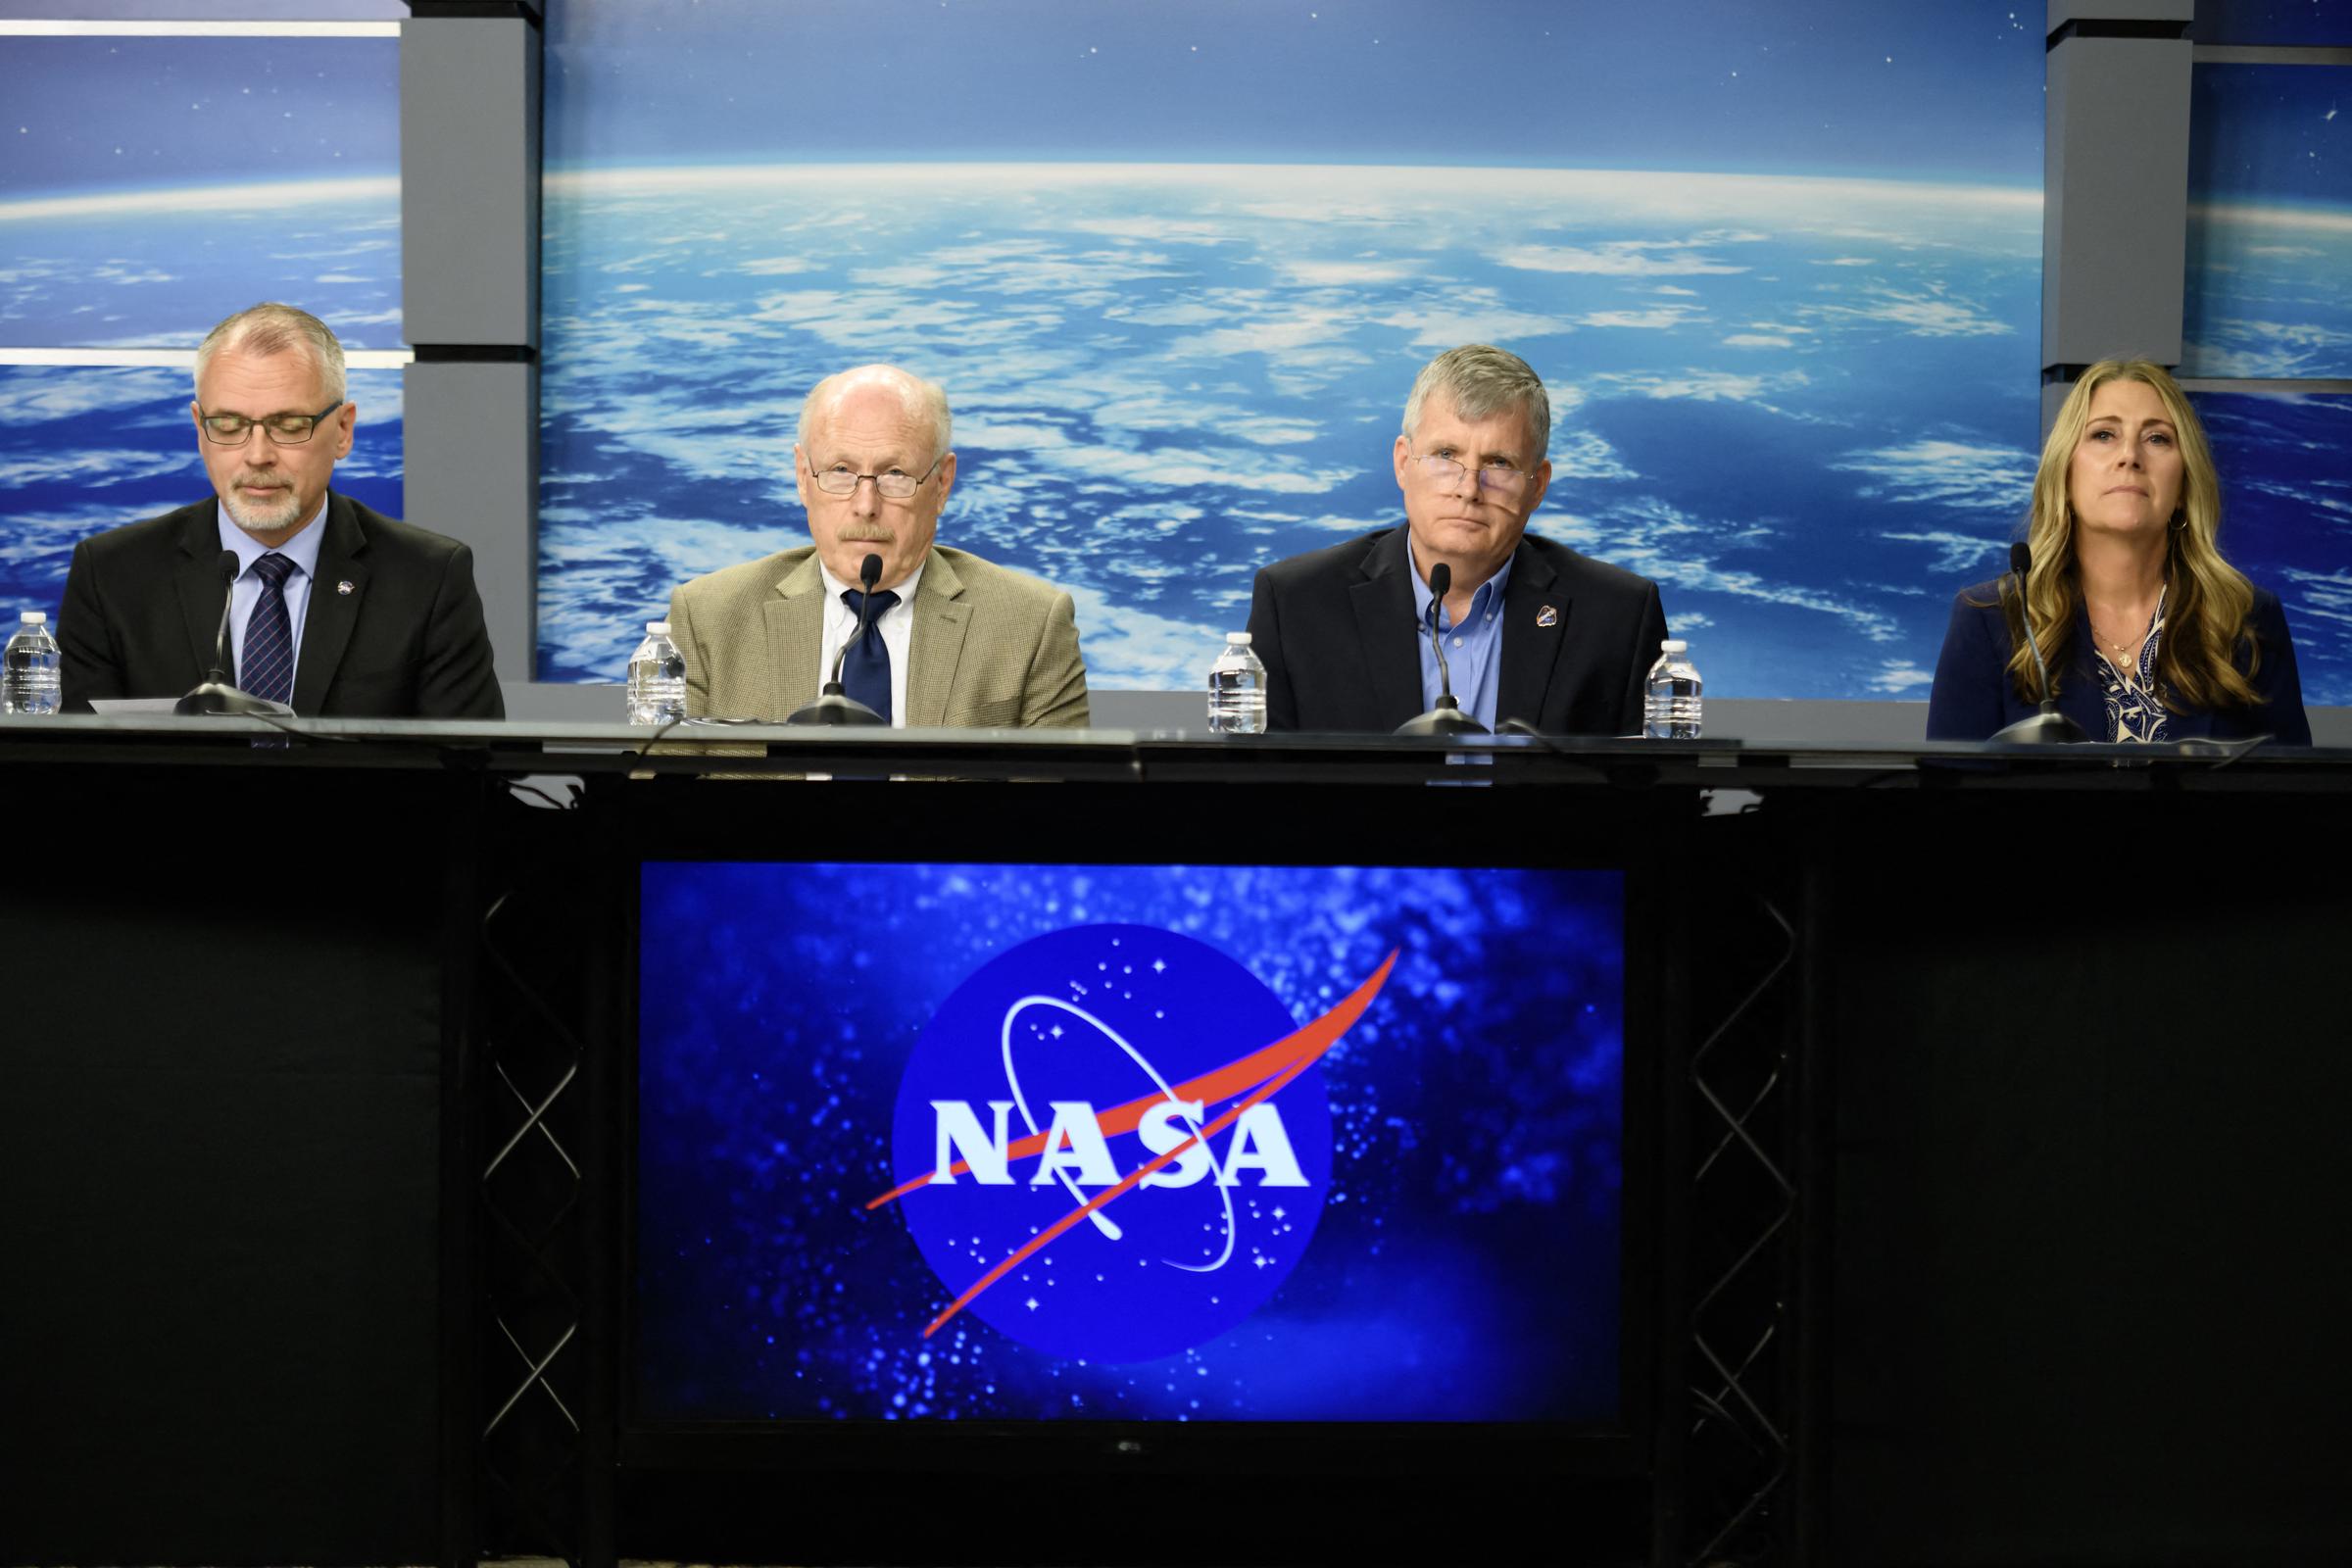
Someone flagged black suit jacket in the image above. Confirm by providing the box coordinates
[1245,526,1669,735]
[59,493,504,719]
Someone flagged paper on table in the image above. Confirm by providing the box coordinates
[90,698,181,714]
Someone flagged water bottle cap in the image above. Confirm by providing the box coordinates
[647,620,670,635]
[20,612,45,624]
[1660,639,1687,653]
[1227,631,1252,645]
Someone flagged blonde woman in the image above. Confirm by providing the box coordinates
[1926,359,2309,745]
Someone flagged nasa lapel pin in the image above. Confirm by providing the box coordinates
[1536,604,1559,628]
[336,580,355,595]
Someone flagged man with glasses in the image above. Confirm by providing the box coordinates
[665,363,1090,726]
[1245,343,1667,734]
[59,302,502,717]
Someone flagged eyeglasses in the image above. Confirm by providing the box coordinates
[198,401,346,446]
[1412,450,1534,495]
[805,452,946,500]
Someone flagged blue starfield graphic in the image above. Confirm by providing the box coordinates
[635,861,1626,1424]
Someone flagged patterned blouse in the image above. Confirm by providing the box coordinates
[2091,588,2169,744]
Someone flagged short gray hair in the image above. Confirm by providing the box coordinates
[1399,344,1550,459]
[193,302,347,404]
[798,364,953,465]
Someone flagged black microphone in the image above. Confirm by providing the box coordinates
[1425,562,1456,701]
[174,551,296,718]
[1988,541,2086,744]
[787,551,889,726]
[206,549,238,684]
[827,552,885,689]
[1394,559,1488,737]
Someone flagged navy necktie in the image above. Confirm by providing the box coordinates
[839,588,899,722]
[240,552,297,706]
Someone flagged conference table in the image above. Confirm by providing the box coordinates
[3,715,2346,1567]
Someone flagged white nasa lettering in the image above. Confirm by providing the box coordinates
[927,1097,1310,1190]
[1137,1099,1215,1189]
[1031,1101,1120,1188]
[1218,1102,1309,1187]
[930,1099,1015,1185]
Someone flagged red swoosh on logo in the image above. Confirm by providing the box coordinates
[884,948,1397,1339]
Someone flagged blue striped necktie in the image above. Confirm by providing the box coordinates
[240,551,297,706]
[839,588,898,722]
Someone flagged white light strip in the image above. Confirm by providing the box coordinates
[0,175,399,224]
[0,20,400,37]
[0,347,414,368]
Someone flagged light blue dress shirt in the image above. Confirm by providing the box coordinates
[218,501,325,689]
[1405,540,1514,730]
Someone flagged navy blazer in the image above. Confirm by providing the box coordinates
[1925,577,2310,746]
[1245,526,1668,735]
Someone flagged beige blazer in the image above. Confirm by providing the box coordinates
[665,545,1091,727]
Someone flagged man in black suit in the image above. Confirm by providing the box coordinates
[60,302,502,719]
[1246,344,1667,735]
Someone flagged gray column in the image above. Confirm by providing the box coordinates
[400,9,542,686]
[401,360,537,673]
[401,15,540,347]
[2039,1,2194,430]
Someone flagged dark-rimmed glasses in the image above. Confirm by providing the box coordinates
[198,401,347,446]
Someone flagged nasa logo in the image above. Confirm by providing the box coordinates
[870,923,1394,1364]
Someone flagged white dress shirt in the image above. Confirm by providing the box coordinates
[815,556,925,725]
[218,501,326,688]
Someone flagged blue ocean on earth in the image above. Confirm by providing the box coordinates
[2184,63,2352,382]
[2190,391,2352,705]
[2177,60,2352,706]
[539,163,2051,698]
[0,187,403,350]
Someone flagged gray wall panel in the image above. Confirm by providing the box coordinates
[2042,35,2193,368]
[404,361,537,683]
[496,685,2352,746]
[401,11,543,680]
[400,17,541,348]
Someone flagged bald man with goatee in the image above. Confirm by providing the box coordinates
[664,364,1091,727]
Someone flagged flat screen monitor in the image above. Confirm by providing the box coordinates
[632,859,1631,1446]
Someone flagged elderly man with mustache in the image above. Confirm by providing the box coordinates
[58,302,503,717]
[665,363,1091,728]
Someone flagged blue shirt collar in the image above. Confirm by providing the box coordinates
[1404,536,1515,630]
[217,495,328,582]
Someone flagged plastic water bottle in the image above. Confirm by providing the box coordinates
[1206,631,1267,734]
[1,611,62,715]
[626,620,687,724]
[1643,638,1701,740]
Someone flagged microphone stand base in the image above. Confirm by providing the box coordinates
[785,688,886,726]
[1989,706,2088,745]
[1394,703,1489,738]
[174,683,296,718]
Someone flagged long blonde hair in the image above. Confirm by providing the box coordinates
[2004,359,2261,711]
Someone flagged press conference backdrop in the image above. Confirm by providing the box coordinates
[538,0,2051,698]
[0,1,2345,706]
